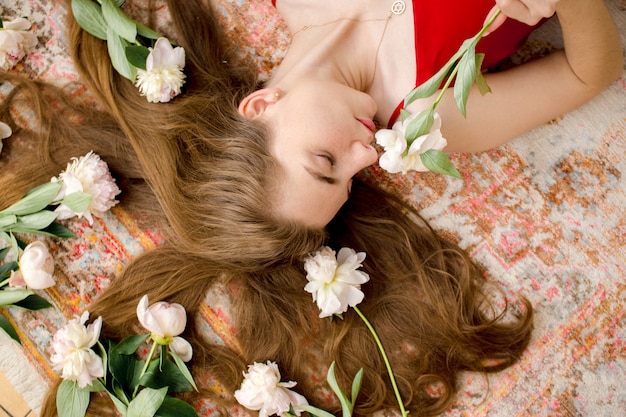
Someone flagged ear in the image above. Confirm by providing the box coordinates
[238,88,282,119]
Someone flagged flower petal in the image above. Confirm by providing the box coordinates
[170,336,193,362]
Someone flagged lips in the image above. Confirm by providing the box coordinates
[357,118,376,133]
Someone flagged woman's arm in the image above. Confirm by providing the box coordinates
[412,0,623,153]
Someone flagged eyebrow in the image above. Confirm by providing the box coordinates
[304,166,338,185]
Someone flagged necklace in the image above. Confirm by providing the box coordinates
[288,1,407,86]
[290,0,406,37]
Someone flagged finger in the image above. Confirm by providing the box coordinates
[495,0,556,26]
[483,6,508,36]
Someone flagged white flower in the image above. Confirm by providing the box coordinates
[0,17,38,71]
[375,112,448,174]
[50,312,104,388]
[9,241,55,290]
[169,336,193,362]
[303,246,370,318]
[234,361,309,417]
[52,151,120,225]
[135,37,186,103]
[136,294,187,345]
[0,120,11,155]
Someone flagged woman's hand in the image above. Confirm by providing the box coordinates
[484,0,559,35]
[433,0,622,153]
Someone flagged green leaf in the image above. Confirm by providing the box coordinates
[85,378,107,393]
[15,210,59,231]
[420,149,461,178]
[127,386,168,417]
[107,26,137,81]
[350,368,364,409]
[126,45,150,70]
[326,362,353,416]
[136,23,161,40]
[61,193,92,215]
[399,109,411,123]
[12,222,76,239]
[101,0,138,43]
[0,215,18,229]
[0,261,18,280]
[112,379,131,406]
[154,396,198,417]
[296,405,336,417]
[474,53,491,96]
[0,289,33,306]
[112,333,149,355]
[108,390,129,415]
[71,0,108,40]
[41,222,76,239]
[0,315,21,344]
[140,359,193,393]
[404,53,460,106]
[57,379,90,417]
[404,107,435,142]
[13,294,53,310]
[5,232,20,266]
[453,46,477,118]
[109,341,141,394]
[169,349,198,391]
[95,341,108,385]
[0,182,61,216]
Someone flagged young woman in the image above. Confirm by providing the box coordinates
[251,0,622,227]
[0,0,620,416]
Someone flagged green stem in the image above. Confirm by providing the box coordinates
[353,306,408,417]
[132,338,158,398]
[478,8,502,38]
[431,8,502,110]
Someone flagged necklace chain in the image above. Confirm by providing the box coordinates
[288,0,406,86]
[290,0,406,37]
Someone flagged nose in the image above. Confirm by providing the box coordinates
[349,140,379,174]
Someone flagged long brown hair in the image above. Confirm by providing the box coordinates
[0,0,533,415]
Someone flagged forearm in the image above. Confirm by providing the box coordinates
[555,0,622,90]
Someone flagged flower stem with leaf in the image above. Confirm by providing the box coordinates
[377,9,502,177]
[353,306,408,417]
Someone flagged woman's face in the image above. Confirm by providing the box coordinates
[244,81,379,228]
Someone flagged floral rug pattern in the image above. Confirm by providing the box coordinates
[0,0,625,416]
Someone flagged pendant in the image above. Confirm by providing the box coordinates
[391,0,406,15]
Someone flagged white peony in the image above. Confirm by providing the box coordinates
[136,294,188,345]
[9,241,55,290]
[234,361,309,417]
[0,17,38,71]
[52,151,120,225]
[135,37,186,103]
[50,312,104,388]
[303,246,370,318]
[376,112,448,174]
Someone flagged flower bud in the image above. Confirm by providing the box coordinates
[16,241,56,290]
[136,294,187,344]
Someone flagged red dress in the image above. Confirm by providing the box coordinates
[271,0,540,127]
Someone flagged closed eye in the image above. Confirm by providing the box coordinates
[304,166,338,185]
[317,153,335,167]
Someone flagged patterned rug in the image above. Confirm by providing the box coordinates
[0,0,625,416]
